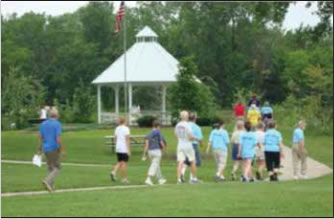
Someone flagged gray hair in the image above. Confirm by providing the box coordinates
[49,107,59,118]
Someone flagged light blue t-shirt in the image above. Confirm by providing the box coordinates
[190,122,203,145]
[293,128,304,145]
[261,106,273,115]
[239,132,257,158]
[40,118,62,152]
[209,129,230,152]
[264,129,282,152]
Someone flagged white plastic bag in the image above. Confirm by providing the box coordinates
[32,154,42,167]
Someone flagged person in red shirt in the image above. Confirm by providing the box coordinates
[234,101,245,120]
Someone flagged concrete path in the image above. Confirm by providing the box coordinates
[277,146,332,181]
[1,147,332,197]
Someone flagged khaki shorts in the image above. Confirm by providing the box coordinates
[213,150,228,169]
[177,147,195,162]
[255,148,265,160]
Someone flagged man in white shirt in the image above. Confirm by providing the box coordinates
[110,117,131,184]
[174,111,201,184]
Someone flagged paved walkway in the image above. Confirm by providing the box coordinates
[1,146,332,197]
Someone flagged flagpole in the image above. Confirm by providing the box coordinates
[123,3,128,120]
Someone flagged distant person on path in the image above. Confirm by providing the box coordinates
[264,121,284,182]
[292,121,308,179]
[37,107,63,192]
[206,120,230,182]
[261,101,273,121]
[143,120,167,186]
[174,111,201,184]
[247,104,261,128]
[182,112,203,182]
[238,121,257,182]
[234,101,245,120]
[231,120,245,180]
[110,117,131,184]
[255,122,266,180]
[248,93,260,108]
[39,105,48,123]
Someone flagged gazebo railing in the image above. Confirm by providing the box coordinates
[101,111,172,126]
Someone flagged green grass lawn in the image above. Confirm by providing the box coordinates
[1,124,333,217]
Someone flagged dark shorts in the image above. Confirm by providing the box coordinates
[116,153,129,162]
[232,144,241,161]
[263,114,273,120]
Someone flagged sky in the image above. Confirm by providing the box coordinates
[0,1,323,30]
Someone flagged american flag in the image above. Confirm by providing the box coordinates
[114,1,125,33]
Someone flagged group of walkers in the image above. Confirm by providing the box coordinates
[37,95,308,192]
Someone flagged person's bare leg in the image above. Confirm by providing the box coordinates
[190,161,197,179]
[242,160,248,179]
[121,162,127,180]
[232,161,240,174]
[111,162,121,175]
[177,161,184,181]
[258,160,265,177]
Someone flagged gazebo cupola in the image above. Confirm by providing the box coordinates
[135,26,158,43]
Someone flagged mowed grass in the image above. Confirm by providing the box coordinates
[1,124,333,217]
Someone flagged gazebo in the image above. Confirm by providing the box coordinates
[92,26,179,124]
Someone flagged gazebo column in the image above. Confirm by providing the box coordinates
[162,85,167,123]
[97,85,102,124]
[114,85,119,114]
[128,83,133,124]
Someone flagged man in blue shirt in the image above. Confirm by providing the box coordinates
[37,107,64,192]
[264,121,284,181]
[292,121,307,179]
[206,120,230,182]
[182,112,203,182]
[261,101,273,121]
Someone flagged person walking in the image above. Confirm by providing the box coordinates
[37,107,64,192]
[292,121,308,179]
[231,120,245,180]
[248,93,260,108]
[206,120,230,182]
[264,121,284,181]
[174,111,201,184]
[238,121,258,182]
[247,104,261,128]
[110,117,131,184]
[234,101,245,120]
[143,120,167,186]
[181,112,203,182]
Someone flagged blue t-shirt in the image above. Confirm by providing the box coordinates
[190,122,203,145]
[39,118,62,152]
[264,129,282,152]
[209,129,230,152]
[239,132,257,158]
[293,128,304,145]
[261,106,273,115]
[146,130,163,150]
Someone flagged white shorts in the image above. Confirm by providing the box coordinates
[255,148,265,160]
[177,146,195,162]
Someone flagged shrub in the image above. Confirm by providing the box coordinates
[137,115,157,127]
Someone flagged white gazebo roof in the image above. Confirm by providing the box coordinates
[92,26,178,85]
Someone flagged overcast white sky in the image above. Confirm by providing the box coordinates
[0,1,323,30]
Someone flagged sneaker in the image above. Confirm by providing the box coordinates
[241,176,247,182]
[255,171,261,180]
[158,179,167,185]
[177,179,184,184]
[269,174,275,182]
[145,178,154,186]
[42,180,53,192]
[122,179,130,184]
[293,175,299,180]
[272,173,279,182]
[190,178,201,184]
[249,178,255,182]
[110,172,116,182]
[300,174,308,179]
[215,175,224,182]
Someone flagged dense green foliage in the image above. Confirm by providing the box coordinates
[1,1,333,129]
[136,115,157,127]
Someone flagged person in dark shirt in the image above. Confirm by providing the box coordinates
[248,93,260,108]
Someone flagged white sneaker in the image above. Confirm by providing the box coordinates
[158,179,167,185]
[300,174,308,179]
[189,178,202,184]
[145,178,154,186]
